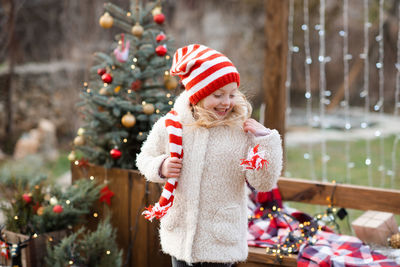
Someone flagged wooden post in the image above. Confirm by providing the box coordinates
[71,163,171,267]
[263,1,288,148]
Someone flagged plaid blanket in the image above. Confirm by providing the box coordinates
[298,231,399,267]
[247,186,398,266]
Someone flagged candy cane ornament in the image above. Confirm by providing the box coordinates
[240,144,269,171]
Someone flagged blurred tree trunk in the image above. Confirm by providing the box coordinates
[264,0,288,165]
[3,0,17,150]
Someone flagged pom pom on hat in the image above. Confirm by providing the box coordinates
[170,44,240,105]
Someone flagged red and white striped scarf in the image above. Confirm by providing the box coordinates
[143,110,182,221]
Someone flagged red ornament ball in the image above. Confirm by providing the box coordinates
[101,73,113,83]
[53,205,63,214]
[153,13,165,24]
[110,148,122,159]
[22,194,32,204]
[131,80,142,91]
[156,33,166,43]
[97,68,106,76]
[156,45,167,56]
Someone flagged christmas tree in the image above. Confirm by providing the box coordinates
[70,0,179,169]
[0,173,101,235]
[45,218,123,267]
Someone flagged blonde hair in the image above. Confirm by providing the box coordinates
[190,90,252,128]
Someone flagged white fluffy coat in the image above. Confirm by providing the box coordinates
[136,91,282,264]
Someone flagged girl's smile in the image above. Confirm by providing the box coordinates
[201,82,238,119]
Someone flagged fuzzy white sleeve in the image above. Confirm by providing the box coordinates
[245,129,283,192]
[136,117,169,183]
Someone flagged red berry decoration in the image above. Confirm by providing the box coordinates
[131,80,142,91]
[156,45,167,56]
[110,148,122,159]
[101,73,113,83]
[97,68,106,76]
[153,13,165,24]
[156,32,166,43]
[53,205,63,214]
[22,194,32,204]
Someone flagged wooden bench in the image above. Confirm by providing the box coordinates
[237,177,400,267]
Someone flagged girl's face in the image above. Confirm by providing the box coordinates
[201,82,238,119]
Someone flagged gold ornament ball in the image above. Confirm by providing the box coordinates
[165,77,178,90]
[143,103,155,115]
[388,232,400,248]
[74,136,85,146]
[68,151,76,161]
[77,128,85,136]
[121,112,136,128]
[99,12,114,29]
[131,23,144,38]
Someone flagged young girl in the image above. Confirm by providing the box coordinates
[136,44,282,266]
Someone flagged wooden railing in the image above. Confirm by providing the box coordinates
[237,177,400,267]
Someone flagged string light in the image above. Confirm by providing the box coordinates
[90,176,95,180]
[123,138,128,143]
[319,0,328,181]
[106,250,111,255]
[74,160,79,166]
[69,260,74,265]
[361,0,373,185]
[377,0,386,186]
[342,0,352,183]
[303,0,317,181]
[93,213,98,218]
[392,1,400,187]
[142,101,146,105]
[131,65,136,70]
[285,0,294,118]
[14,216,18,220]
[133,58,138,62]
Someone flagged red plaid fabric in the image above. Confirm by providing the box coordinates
[143,110,182,221]
[247,186,398,266]
[247,185,312,249]
[298,231,399,267]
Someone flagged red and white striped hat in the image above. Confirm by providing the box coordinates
[170,44,240,105]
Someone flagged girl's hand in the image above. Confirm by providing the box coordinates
[161,157,183,178]
[243,118,271,137]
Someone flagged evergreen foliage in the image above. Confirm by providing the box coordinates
[45,219,123,267]
[0,173,101,235]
